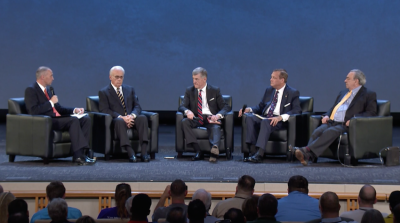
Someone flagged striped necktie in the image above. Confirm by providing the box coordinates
[197,90,203,125]
[266,91,279,118]
[116,87,127,116]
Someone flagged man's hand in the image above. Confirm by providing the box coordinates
[186,111,194,120]
[321,116,330,124]
[268,116,282,126]
[154,185,171,212]
[162,185,171,198]
[74,108,84,114]
[346,120,350,126]
[209,115,219,122]
[120,115,134,127]
[50,95,58,104]
[238,108,250,117]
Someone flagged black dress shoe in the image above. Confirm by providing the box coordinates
[243,157,251,162]
[86,149,94,159]
[129,155,137,163]
[192,152,204,161]
[84,156,96,165]
[248,154,264,163]
[141,155,150,162]
[73,157,88,166]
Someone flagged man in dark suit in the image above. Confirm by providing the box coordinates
[293,69,377,166]
[24,66,95,165]
[178,67,231,162]
[99,66,149,162]
[239,69,301,163]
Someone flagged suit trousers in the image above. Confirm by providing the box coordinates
[181,116,222,148]
[52,116,90,154]
[112,115,149,153]
[308,122,348,157]
[245,114,283,150]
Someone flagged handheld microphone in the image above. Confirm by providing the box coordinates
[242,104,247,114]
[50,86,55,96]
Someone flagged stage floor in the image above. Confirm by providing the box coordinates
[1,124,399,184]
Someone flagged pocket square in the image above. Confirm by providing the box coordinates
[284,103,291,107]
[210,98,215,101]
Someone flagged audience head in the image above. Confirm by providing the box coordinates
[188,199,206,223]
[236,175,255,195]
[257,193,278,218]
[125,196,134,216]
[0,192,16,223]
[393,203,400,223]
[319,192,340,217]
[46,181,66,201]
[192,189,212,212]
[0,185,3,194]
[389,191,400,212]
[360,209,384,223]
[7,212,29,223]
[166,207,187,223]
[76,215,96,223]
[242,195,259,221]
[358,184,377,207]
[224,208,246,223]
[48,198,68,222]
[115,183,132,218]
[288,175,309,194]
[8,198,28,216]
[130,193,151,220]
[170,179,188,199]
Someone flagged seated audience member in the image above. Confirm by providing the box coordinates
[275,175,320,222]
[8,213,29,223]
[213,175,256,219]
[166,207,187,223]
[248,193,280,223]
[242,195,259,222]
[393,204,400,223]
[385,191,400,223]
[224,208,246,223]
[30,181,82,223]
[193,189,219,223]
[8,198,29,217]
[188,199,206,223]
[125,196,135,216]
[306,191,356,223]
[341,184,384,222]
[360,209,385,223]
[98,183,132,219]
[153,179,188,222]
[48,198,71,223]
[0,192,16,223]
[130,193,152,223]
[76,216,96,223]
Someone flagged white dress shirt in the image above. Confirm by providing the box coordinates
[185,83,223,119]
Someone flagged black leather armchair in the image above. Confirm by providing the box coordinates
[241,96,314,160]
[175,95,234,159]
[86,96,159,160]
[310,100,392,165]
[6,98,73,164]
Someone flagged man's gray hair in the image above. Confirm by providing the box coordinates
[125,195,134,216]
[110,66,125,76]
[192,67,207,78]
[192,189,212,211]
[48,198,68,222]
[36,66,51,79]
[351,69,366,86]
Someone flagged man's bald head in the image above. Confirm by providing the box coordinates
[320,192,340,214]
[359,185,376,206]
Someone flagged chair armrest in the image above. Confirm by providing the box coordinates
[141,111,159,153]
[175,112,184,152]
[6,114,53,157]
[223,111,234,152]
[349,116,393,159]
[87,112,112,155]
[241,113,249,153]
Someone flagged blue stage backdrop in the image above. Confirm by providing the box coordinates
[1,0,399,111]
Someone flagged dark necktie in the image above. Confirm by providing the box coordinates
[116,87,127,116]
[44,89,61,117]
[266,91,279,118]
[197,90,203,125]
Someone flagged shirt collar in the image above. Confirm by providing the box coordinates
[198,83,207,92]
[37,82,46,92]
[111,83,121,92]
[276,84,286,94]
[351,85,362,95]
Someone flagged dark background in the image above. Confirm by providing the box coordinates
[1,0,399,114]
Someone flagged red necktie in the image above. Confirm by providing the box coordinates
[44,89,61,117]
[197,90,203,125]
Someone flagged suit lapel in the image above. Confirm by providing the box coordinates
[121,85,130,112]
[280,86,289,114]
[34,83,49,101]
[347,86,365,110]
[108,84,124,110]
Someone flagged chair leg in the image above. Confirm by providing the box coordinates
[43,158,49,165]
[9,155,15,162]
[226,148,232,160]
[150,152,156,159]
[177,152,183,158]
[105,154,110,161]
[350,157,358,166]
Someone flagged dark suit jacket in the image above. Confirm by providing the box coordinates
[178,84,231,117]
[24,82,74,116]
[251,84,301,116]
[98,84,142,118]
[323,86,377,123]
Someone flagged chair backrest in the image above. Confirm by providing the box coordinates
[179,95,232,108]
[8,98,27,114]
[377,100,390,116]
[299,96,313,113]
[86,95,140,112]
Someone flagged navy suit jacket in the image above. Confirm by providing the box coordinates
[178,84,231,117]
[24,82,74,116]
[98,84,142,118]
[323,86,377,123]
[251,84,301,116]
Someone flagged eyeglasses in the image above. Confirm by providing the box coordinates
[113,75,124,79]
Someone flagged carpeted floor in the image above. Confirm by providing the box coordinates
[1,124,399,184]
